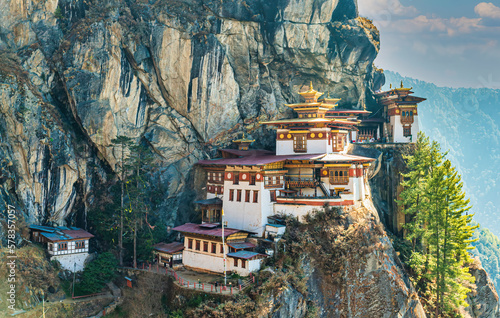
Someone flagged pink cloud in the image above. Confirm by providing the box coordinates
[475,2,500,19]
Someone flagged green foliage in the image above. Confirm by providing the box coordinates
[54,6,64,20]
[79,252,118,294]
[399,132,478,316]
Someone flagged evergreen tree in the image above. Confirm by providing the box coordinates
[399,132,478,316]
[110,135,133,267]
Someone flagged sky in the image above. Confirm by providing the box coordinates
[357,0,500,88]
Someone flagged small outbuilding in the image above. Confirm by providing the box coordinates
[153,242,184,267]
[29,225,94,272]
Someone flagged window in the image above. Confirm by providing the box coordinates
[253,191,259,203]
[233,172,239,185]
[270,190,276,202]
[293,134,307,152]
[329,170,349,184]
[220,244,224,254]
[75,241,85,249]
[403,126,411,137]
[203,241,209,252]
[196,240,201,251]
[249,174,256,185]
[218,173,222,182]
[211,243,217,254]
[234,258,238,267]
[241,260,246,269]
[245,190,251,202]
[59,242,67,250]
[229,189,234,201]
[188,239,193,249]
[264,175,283,188]
[237,190,242,202]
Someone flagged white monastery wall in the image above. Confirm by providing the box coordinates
[51,253,90,272]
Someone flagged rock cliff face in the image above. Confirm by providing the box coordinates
[256,200,427,318]
[463,258,500,318]
[0,0,382,229]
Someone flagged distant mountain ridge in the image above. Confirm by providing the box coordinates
[383,71,500,238]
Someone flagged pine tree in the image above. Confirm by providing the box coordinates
[110,135,133,267]
[399,132,478,316]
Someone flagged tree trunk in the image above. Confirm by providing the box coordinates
[133,219,137,268]
[119,146,124,267]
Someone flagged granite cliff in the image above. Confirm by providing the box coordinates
[0,0,382,229]
[1,0,498,317]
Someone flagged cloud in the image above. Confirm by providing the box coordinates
[358,0,418,18]
[380,15,483,36]
[474,2,500,19]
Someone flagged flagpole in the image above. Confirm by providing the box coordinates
[222,208,227,287]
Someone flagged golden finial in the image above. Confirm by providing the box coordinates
[309,81,314,91]
[390,83,392,89]
[400,80,404,88]
[242,132,245,138]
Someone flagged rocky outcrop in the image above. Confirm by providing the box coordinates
[463,258,500,318]
[0,0,382,230]
[257,200,426,318]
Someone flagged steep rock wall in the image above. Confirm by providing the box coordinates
[0,0,383,231]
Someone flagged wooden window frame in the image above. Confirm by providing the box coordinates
[270,190,276,202]
[211,243,217,254]
[245,190,251,202]
[233,172,239,185]
[253,191,259,203]
[237,189,242,202]
[229,189,234,201]
[403,126,411,137]
[196,240,201,251]
[241,260,246,269]
[249,174,256,185]
[220,244,224,254]
[188,239,193,249]
[59,242,67,251]
[234,258,238,267]
[203,241,209,252]
[293,134,307,153]
[329,170,349,185]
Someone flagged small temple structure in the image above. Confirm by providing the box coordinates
[171,83,384,276]
[29,225,94,271]
[369,81,426,142]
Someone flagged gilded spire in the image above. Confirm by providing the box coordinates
[400,80,404,88]
[308,81,314,92]
[390,83,392,89]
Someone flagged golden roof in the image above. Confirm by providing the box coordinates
[298,82,323,102]
[232,133,255,143]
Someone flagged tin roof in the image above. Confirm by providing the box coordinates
[227,250,267,260]
[194,198,223,205]
[198,153,324,166]
[34,225,94,242]
[153,242,184,254]
[172,223,251,238]
[319,153,375,162]
[227,242,256,250]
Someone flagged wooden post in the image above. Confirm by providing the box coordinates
[202,283,204,290]
[239,285,242,292]
[211,285,213,292]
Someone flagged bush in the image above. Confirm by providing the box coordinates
[78,252,118,294]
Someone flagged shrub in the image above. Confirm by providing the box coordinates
[78,252,118,294]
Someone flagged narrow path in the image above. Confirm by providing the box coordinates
[119,266,250,296]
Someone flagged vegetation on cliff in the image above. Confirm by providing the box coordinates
[399,133,478,317]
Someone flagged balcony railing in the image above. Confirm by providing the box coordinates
[285,177,316,188]
[329,176,349,185]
